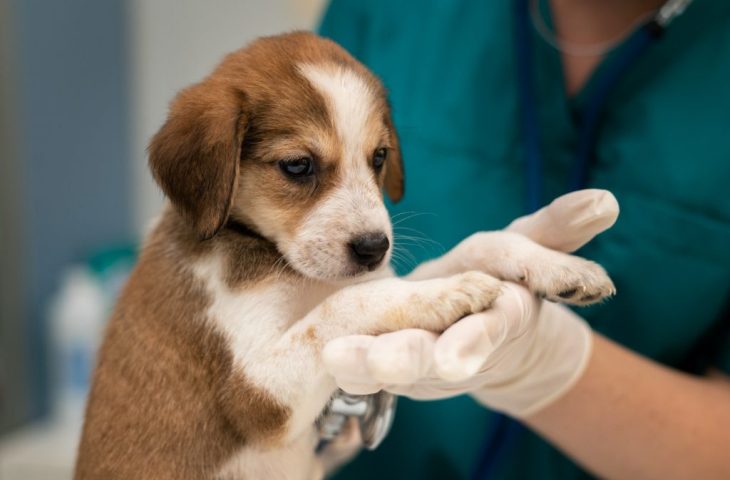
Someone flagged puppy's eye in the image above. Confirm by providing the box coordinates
[278,157,314,179]
[373,148,388,170]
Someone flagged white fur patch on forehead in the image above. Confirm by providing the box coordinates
[298,63,377,163]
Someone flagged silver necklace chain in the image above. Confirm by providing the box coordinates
[529,0,660,57]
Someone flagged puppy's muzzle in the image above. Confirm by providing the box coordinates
[349,232,390,270]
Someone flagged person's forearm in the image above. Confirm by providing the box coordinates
[525,333,730,480]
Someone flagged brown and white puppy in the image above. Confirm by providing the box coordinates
[75,32,613,480]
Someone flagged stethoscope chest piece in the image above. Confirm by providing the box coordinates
[317,389,397,450]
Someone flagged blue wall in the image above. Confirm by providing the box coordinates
[10,0,133,418]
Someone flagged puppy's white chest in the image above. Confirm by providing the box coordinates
[192,256,336,362]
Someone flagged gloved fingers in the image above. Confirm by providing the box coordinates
[323,335,382,394]
[507,189,619,253]
[322,330,439,394]
[432,310,506,382]
[433,283,538,382]
[385,377,483,399]
[365,329,438,384]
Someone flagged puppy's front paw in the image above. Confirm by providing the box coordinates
[448,271,503,313]
[523,254,615,306]
[417,271,502,331]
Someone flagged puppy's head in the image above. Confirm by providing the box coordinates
[149,32,404,281]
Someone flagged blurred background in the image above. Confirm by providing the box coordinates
[0,0,326,477]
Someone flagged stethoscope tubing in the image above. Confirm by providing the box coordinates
[516,1,671,213]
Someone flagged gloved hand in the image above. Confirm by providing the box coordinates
[322,189,619,418]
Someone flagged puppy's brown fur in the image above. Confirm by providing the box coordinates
[75,214,282,479]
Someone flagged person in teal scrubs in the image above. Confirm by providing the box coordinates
[318,0,730,478]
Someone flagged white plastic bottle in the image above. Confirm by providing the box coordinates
[48,266,106,423]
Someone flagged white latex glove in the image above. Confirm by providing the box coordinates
[322,189,619,418]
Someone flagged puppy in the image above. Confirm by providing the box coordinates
[75,32,613,480]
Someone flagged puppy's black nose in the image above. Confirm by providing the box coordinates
[349,232,390,269]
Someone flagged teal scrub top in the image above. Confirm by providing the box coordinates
[320,1,730,478]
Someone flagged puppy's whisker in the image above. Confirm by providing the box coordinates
[393,225,437,237]
[393,235,446,255]
[388,257,407,272]
[393,228,445,250]
[269,256,289,282]
[266,256,284,279]
[390,210,420,220]
[392,258,417,270]
[392,241,417,254]
[389,251,417,271]
[391,211,437,226]
[391,245,419,267]
[393,234,441,247]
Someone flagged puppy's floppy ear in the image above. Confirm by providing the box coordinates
[384,115,405,203]
[148,81,246,239]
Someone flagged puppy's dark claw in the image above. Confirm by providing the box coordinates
[558,288,578,299]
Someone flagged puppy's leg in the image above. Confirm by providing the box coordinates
[407,231,615,305]
[220,272,501,448]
